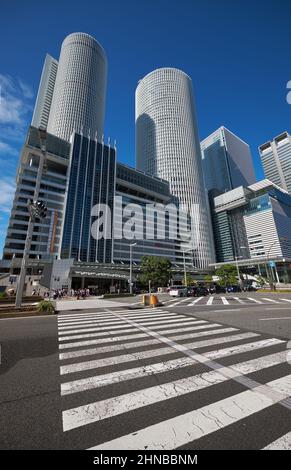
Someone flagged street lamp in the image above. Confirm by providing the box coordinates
[129,243,137,294]
[235,246,247,289]
[183,247,197,286]
[15,200,47,308]
[266,236,288,290]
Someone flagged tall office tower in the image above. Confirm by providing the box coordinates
[47,32,107,142]
[201,126,256,194]
[259,132,291,195]
[1,126,70,269]
[136,68,215,269]
[31,54,58,129]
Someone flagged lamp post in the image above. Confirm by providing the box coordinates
[235,246,247,289]
[266,236,288,290]
[15,200,47,307]
[129,243,137,294]
[183,248,197,286]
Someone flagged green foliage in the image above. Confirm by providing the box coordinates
[37,300,55,314]
[0,291,8,299]
[256,275,267,287]
[215,264,237,287]
[138,256,172,288]
[204,274,213,284]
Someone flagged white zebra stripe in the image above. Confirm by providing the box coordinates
[221,297,229,305]
[247,297,262,304]
[63,369,231,431]
[232,297,246,304]
[58,319,208,337]
[58,313,178,326]
[262,298,280,304]
[205,338,283,360]
[57,311,176,323]
[187,297,203,306]
[61,357,196,395]
[60,332,258,374]
[88,374,291,449]
[280,298,291,303]
[61,345,288,397]
[263,431,291,449]
[58,316,203,332]
[207,296,214,305]
[58,320,211,342]
[59,327,238,360]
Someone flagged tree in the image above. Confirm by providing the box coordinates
[204,274,213,285]
[215,264,237,288]
[138,256,172,288]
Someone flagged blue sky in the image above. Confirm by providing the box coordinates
[0,0,291,253]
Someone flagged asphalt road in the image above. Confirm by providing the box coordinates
[0,294,291,449]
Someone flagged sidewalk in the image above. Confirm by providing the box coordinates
[54,297,137,311]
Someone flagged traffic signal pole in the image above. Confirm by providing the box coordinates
[15,131,46,308]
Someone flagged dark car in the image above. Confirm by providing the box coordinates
[187,286,209,297]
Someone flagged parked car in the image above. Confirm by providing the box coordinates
[169,285,188,297]
[187,286,209,297]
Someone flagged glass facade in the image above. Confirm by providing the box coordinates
[61,133,116,263]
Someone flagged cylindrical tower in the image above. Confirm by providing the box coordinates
[135,68,215,269]
[47,32,107,142]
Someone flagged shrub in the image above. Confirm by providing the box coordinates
[0,291,8,299]
[37,300,55,314]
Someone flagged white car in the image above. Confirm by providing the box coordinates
[169,285,188,297]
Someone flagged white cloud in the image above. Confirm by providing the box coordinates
[0,74,33,125]
[0,140,18,156]
[18,79,34,99]
[0,74,34,165]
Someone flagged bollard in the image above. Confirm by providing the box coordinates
[150,294,159,307]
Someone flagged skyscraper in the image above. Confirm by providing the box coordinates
[31,54,58,130]
[201,126,256,194]
[259,131,291,195]
[47,32,107,142]
[135,68,215,269]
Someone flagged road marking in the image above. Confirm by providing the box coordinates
[59,328,238,360]
[59,324,227,349]
[247,297,262,304]
[88,374,291,449]
[221,297,229,305]
[63,369,233,431]
[280,299,291,303]
[207,296,214,305]
[232,297,246,304]
[58,310,175,322]
[205,338,283,359]
[263,431,291,449]
[58,321,212,342]
[168,298,191,308]
[213,309,241,313]
[58,316,203,332]
[188,297,203,306]
[61,357,196,395]
[262,298,281,304]
[57,313,178,326]
[58,319,207,337]
[259,317,291,321]
[228,350,288,375]
[60,332,258,374]
[61,348,288,397]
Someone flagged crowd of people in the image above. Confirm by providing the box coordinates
[43,288,92,300]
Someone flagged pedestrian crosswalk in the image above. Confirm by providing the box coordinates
[162,295,291,307]
[57,308,291,450]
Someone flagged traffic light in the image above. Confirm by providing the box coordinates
[36,200,47,219]
[28,199,47,219]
